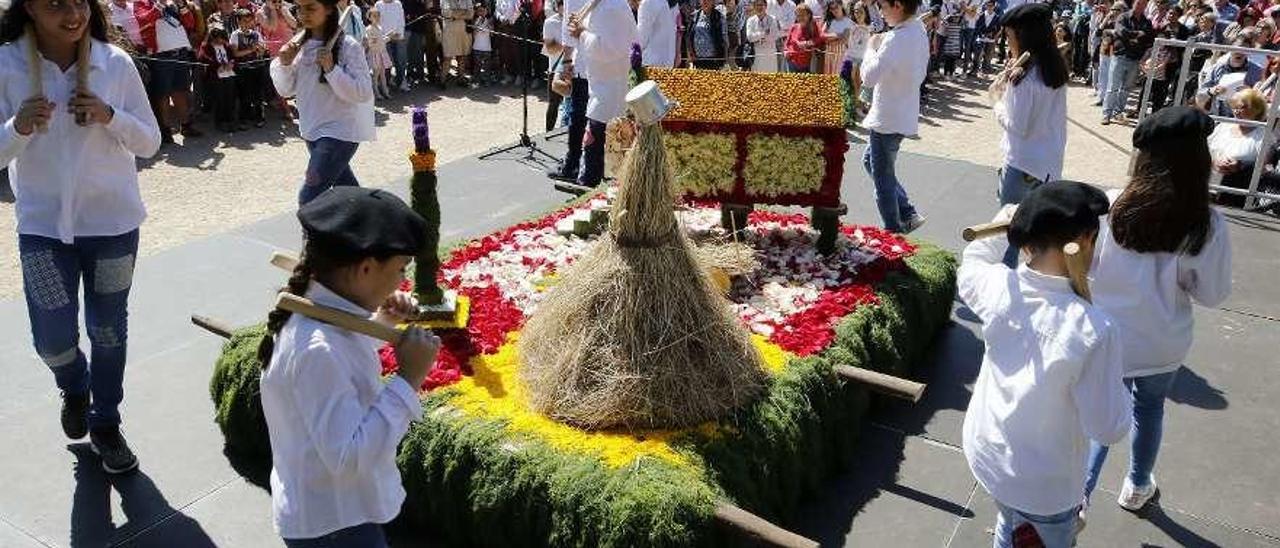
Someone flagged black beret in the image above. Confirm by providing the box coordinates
[1008,180,1110,250]
[1132,106,1215,149]
[298,187,427,256]
[1000,2,1053,27]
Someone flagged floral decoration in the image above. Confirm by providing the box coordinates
[647,68,845,128]
[663,132,738,196]
[743,134,826,197]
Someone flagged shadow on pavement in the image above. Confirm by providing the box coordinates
[1168,365,1229,411]
[68,443,215,547]
[1139,502,1220,548]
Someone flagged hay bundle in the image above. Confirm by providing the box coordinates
[519,124,768,430]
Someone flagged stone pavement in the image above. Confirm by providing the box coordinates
[0,132,1276,547]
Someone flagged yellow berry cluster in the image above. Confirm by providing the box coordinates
[647,68,844,128]
[409,149,437,173]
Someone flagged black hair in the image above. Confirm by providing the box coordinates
[1110,139,1213,255]
[257,236,396,368]
[301,0,344,71]
[885,0,923,17]
[207,24,230,41]
[1004,12,1069,89]
[0,0,112,45]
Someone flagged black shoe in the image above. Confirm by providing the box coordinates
[61,391,89,440]
[547,166,579,182]
[90,426,139,474]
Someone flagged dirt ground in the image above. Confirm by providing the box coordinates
[0,76,1134,300]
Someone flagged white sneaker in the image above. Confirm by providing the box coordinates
[1117,476,1158,511]
[903,214,927,234]
[399,82,411,92]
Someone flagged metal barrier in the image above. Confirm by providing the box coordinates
[1138,38,1280,210]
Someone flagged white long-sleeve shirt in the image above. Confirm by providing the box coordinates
[637,0,677,68]
[767,0,796,31]
[261,282,424,539]
[579,0,639,122]
[860,16,929,136]
[995,67,1067,183]
[1092,192,1233,378]
[271,36,376,143]
[0,37,160,244]
[959,236,1132,516]
[377,0,407,38]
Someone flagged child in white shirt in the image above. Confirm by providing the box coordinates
[259,187,440,547]
[470,2,495,87]
[1083,106,1232,515]
[960,180,1131,548]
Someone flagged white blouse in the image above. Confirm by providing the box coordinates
[994,67,1067,183]
[1206,123,1264,187]
[261,282,424,539]
[0,37,160,244]
[271,36,376,143]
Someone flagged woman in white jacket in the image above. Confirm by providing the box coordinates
[746,0,781,72]
[637,0,677,67]
[1083,106,1232,515]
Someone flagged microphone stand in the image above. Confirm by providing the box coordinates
[480,0,559,163]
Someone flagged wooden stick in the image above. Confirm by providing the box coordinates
[961,220,1010,242]
[271,251,299,272]
[1063,242,1091,302]
[275,292,404,343]
[75,37,91,125]
[713,503,819,548]
[192,314,235,339]
[834,365,926,402]
[26,24,48,134]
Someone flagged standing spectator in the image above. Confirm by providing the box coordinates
[940,11,964,77]
[367,6,395,98]
[784,3,821,72]
[766,0,796,69]
[969,0,998,73]
[822,0,853,74]
[496,0,522,85]
[208,0,236,30]
[1102,0,1152,125]
[0,0,161,473]
[199,25,240,131]
[847,1,872,94]
[543,0,566,129]
[231,8,268,129]
[686,0,729,69]
[470,2,496,86]
[378,0,409,90]
[860,0,928,233]
[567,0,638,187]
[338,0,368,44]
[110,0,146,49]
[1197,39,1264,113]
[1223,5,1256,41]
[271,0,376,204]
[746,0,782,71]
[962,0,979,65]
[135,0,203,142]
[1213,0,1238,21]
[404,0,431,84]
[260,0,299,55]
[1056,21,1073,70]
[638,0,679,66]
[441,0,474,84]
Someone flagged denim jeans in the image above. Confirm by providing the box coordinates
[561,77,589,174]
[19,229,139,428]
[299,137,361,205]
[863,131,918,232]
[1084,370,1179,500]
[387,39,408,87]
[997,165,1044,267]
[993,500,1080,548]
[283,523,388,548]
[1095,55,1111,99]
[579,118,607,186]
[1105,56,1139,118]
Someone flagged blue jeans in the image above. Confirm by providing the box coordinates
[283,523,388,548]
[1095,55,1112,99]
[19,229,139,428]
[863,131,918,232]
[993,500,1080,548]
[560,77,589,175]
[299,137,361,205]
[1084,370,1179,500]
[997,165,1044,267]
[1104,56,1139,118]
[387,39,408,87]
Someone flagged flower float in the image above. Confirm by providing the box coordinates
[209,193,957,545]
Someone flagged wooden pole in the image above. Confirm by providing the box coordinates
[271,251,299,272]
[833,365,926,402]
[961,220,1010,242]
[713,503,819,548]
[275,292,404,343]
[26,24,47,133]
[74,37,91,125]
[192,315,235,340]
[1063,242,1092,302]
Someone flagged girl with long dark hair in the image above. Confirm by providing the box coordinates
[990,3,1068,266]
[271,0,375,205]
[0,0,161,474]
[1083,105,1232,518]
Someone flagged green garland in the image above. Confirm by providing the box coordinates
[208,243,957,546]
[412,165,445,306]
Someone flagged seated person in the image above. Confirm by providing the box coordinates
[1197,37,1264,116]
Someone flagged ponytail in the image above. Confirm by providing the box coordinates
[258,257,314,369]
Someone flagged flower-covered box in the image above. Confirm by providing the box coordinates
[209,197,956,546]
[646,68,849,209]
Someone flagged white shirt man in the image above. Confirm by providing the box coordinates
[860,15,929,136]
[637,0,678,67]
[767,0,796,30]
[110,0,144,49]
[578,0,639,122]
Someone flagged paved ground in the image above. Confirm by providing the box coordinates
[0,123,1276,547]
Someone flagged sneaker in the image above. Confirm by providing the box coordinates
[61,391,89,440]
[903,214,927,234]
[1092,99,1103,106]
[180,124,204,138]
[400,81,411,92]
[1117,476,1158,511]
[546,166,579,182]
[1101,116,1112,125]
[89,426,139,474]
